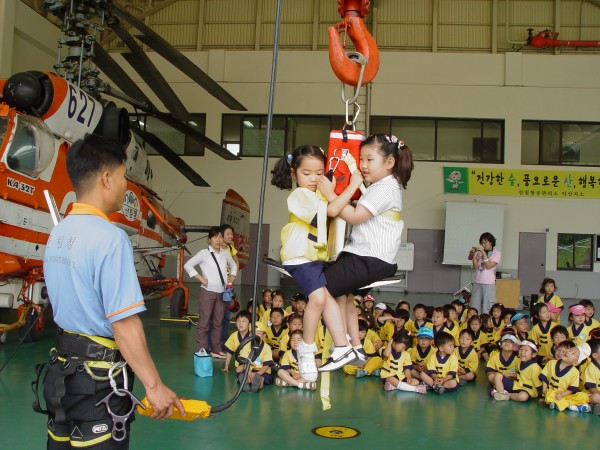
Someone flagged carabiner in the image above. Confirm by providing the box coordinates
[328,15,379,86]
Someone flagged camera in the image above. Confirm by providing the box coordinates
[467,246,478,261]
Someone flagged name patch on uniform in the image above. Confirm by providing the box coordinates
[6,177,35,195]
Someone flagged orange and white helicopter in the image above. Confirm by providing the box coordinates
[0,0,250,341]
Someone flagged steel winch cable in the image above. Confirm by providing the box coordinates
[209,0,283,414]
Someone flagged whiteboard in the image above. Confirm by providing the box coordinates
[396,243,414,271]
[443,202,504,266]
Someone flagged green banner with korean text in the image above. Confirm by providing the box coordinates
[443,167,600,199]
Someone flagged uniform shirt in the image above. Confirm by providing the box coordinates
[486,350,519,375]
[426,352,459,381]
[343,175,403,264]
[278,329,290,355]
[581,358,600,393]
[454,346,479,374]
[360,337,378,358]
[279,349,299,372]
[366,329,383,351]
[490,318,505,343]
[470,330,488,352]
[530,320,556,358]
[482,328,495,349]
[43,204,145,338]
[540,360,580,393]
[378,322,400,347]
[380,349,413,381]
[264,324,287,349]
[568,323,593,345]
[184,246,237,293]
[280,187,328,263]
[445,321,460,346]
[224,331,250,367]
[238,341,273,373]
[408,345,435,370]
[536,293,564,310]
[512,359,542,398]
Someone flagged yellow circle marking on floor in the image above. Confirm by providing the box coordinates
[312,426,360,439]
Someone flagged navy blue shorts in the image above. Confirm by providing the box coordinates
[324,252,397,298]
[501,376,515,392]
[284,261,327,297]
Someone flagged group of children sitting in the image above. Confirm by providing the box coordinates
[218,286,600,416]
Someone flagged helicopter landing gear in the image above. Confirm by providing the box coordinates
[169,288,186,318]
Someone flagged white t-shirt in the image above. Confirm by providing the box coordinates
[343,175,403,264]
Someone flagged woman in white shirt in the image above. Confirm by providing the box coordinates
[184,226,237,357]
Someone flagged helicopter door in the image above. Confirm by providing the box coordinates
[4,115,55,179]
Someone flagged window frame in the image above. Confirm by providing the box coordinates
[556,233,594,272]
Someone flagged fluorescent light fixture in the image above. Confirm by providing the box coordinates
[243,120,254,128]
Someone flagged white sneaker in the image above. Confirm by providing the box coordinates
[318,346,357,372]
[297,341,318,382]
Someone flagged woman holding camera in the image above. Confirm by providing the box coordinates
[470,232,501,315]
[184,226,238,358]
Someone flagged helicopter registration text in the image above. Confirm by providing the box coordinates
[6,177,35,195]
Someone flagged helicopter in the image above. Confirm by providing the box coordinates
[0,0,250,341]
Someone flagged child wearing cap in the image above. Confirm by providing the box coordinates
[276,330,316,390]
[223,310,252,373]
[236,322,275,392]
[492,339,542,402]
[343,319,383,378]
[381,330,427,394]
[540,341,591,412]
[580,338,600,415]
[409,326,436,381]
[361,295,376,328]
[536,277,564,323]
[530,303,558,363]
[579,299,600,330]
[406,303,432,346]
[567,304,593,345]
[455,329,479,385]
[486,328,520,385]
[421,331,460,395]
[373,303,388,333]
[511,313,530,342]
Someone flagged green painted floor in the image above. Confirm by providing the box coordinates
[1,290,598,450]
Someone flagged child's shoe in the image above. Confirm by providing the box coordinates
[567,404,590,413]
[384,382,396,391]
[432,384,445,395]
[458,377,467,386]
[415,384,427,395]
[548,402,557,410]
[372,368,381,377]
[355,369,368,378]
[298,381,317,390]
[319,346,357,372]
[493,391,510,401]
[297,341,319,382]
[275,378,289,387]
[592,403,600,416]
[489,388,498,398]
[250,375,262,393]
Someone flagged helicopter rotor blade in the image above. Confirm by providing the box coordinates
[109,18,192,123]
[130,126,210,187]
[111,4,246,112]
[92,44,152,108]
[154,112,240,161]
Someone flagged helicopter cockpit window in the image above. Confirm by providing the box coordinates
[0,116,8,143]
[5,115,56,179]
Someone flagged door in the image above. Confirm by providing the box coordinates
[241,223,269,286]
[408,229,460,293]
[518,232,546,300]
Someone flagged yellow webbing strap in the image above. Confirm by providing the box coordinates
[63,330,118,349]
[319,330,333,410]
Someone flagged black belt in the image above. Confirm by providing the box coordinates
[55,331,123,363]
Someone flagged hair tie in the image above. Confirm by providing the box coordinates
[287,154,293,164]
[398,140,405,151]
[384,134,399,144]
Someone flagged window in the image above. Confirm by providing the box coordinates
[6,115,55,179]
[522,121,600,166]
[132,114,206,156]
[371,117,503,163]
[557,233,593,271]
[222,115,344,157]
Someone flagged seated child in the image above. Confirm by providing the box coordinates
[276,330,316,390]
[379,309,409,349]
[443,304,460,345]
[223,310,252,373]
[536,277,563,323]
[455,329,479,385]
[479,313,495,361]
[396,300,413,332]
[257,289,272,318]
[467,315,488,360]
[489,303,506,343]
[540,341,591,412]
[377,309,396,347]
[460,307,479,331]
[264,307,287,361]
[358,312,383,352]
[294,296,307,318]
[260,290,285,326]
[486,328,520,385]
[421,331,459,395]
[285,292,303,315]
[406,303,432,343]
[546,325,569,363]
[409,327,435,381]
[278,313,303,359]
[567,304,594,345]
[431,307,448,342]
[451,299,467,324]
[530,303,557,363]
[579,299,600,330]
[236,322,274,392]
[381,330,427,394]
[492,339,541,402]
[373,303,389,332]
[510,312,530,342]
[344,319,383,378]
[580,338,600,416]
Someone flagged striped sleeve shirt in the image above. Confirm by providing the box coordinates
[343,175,403,264]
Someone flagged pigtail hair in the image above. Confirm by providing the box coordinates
[271,155,293,190]
[394,142,414,189]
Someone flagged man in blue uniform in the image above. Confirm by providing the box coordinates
[41,134,184,449]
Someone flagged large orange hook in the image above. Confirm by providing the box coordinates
[328,1,379,86]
